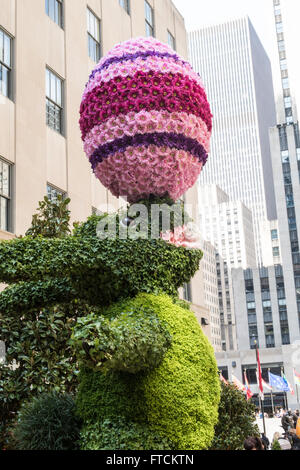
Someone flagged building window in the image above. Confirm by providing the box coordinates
[119,0,130,14]
[282,78,289,89]
[0,28,12,99]
[279,126,288,151]
[281,150,289,163]
[284,97,291,109]
[47,184,66,202]
[46,68,63,134]
[45,0,63,27]
[183,282,192,302]
[249,325,258,349]
[167,31,176,50]
[0,158,11,232]
[271,229,278,240]
[265,324,275,348]
[87,8,101,62]
[145,1,154,37]
[276,22,283,33]
[294,123,300,148]
[280,59,287,70]
[273,246,280,258]
[277,40,285,52]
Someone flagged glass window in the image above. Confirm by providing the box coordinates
[47,184,66,202]
[183,282,192,302]
[280,59,287,70]
[46,68,63,134]
[273,246,280,257]
[248,313,257,324]
[279,126,288,151]
[45,0,63,27]
[0,159,11,232]
[119,0,130,14]
[294,123,300,148]
[145,1,154,37]
[167,31,176,50]
[278,40,285,52]
[282,77,289,89]
[247,302,256,310]
[284,96,291,108]
[0,29,12,99]
[87,8,101,62]
[281,150,289,163]
[271,229,278,240]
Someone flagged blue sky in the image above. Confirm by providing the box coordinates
[173,0,300,109]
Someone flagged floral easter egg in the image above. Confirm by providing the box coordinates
[79,37,212,202]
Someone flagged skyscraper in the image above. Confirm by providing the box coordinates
[198,184,256,351]
[268,0,300,332]
[189,17,277,265]
[215,3,300,410]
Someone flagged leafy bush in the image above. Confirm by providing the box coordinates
[210,381,260,450]
[76,294,220,450]
[14,392,82,450]
[0,197,81,448]
[0,301,94,448]
[272,439,282,450]
[81,418,174,450]
[25,195,71,238]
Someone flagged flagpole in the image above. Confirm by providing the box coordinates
[255,342,266,436]
[294,369,300,409]
[268,368,275,416]
[281,367,288,410]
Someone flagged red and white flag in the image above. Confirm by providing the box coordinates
[220,373,228,385]
[232,374,246,392]
[294,369,300,386]
[244,371,253,400]
[256,347,264,401]
[283,373,295,395]
[261,377,272,391]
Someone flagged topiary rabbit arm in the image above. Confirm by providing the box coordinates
[70,309,172,374]
[0,237,108,283]
[0,279,77,315]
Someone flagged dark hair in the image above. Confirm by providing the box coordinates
[244,436,263,450]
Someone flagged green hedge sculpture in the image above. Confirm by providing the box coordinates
[0,200,220,450]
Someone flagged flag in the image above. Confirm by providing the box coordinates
[220,373,228,385]
[282,374,295,395]
[262,377,272,391]
[255,346,264,401]
[256,372,272,391]
[294,369,300,386]
[244,371,253,400]
[232,374,246,392]
[269,372,290,392]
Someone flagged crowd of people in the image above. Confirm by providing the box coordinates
[244,408,300,450]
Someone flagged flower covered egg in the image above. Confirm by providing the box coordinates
[79,36,212,202]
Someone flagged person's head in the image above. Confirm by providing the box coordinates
[288,409,292,416]
[296,410,300,416]
[244,436,263,451]
[273,432,280,443]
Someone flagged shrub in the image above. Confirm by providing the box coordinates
[272,440,282,450]
[210,381,260,450]
[80,418,174,450]
[14,392,82,450]
[76,294,220,450]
